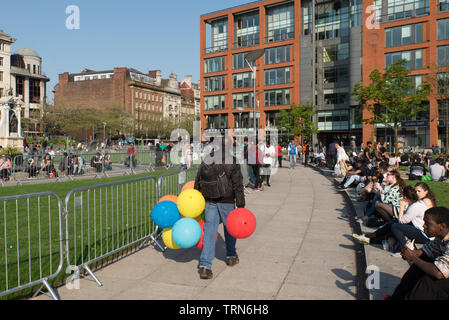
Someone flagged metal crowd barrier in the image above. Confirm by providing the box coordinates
[0,192,64,300]
[64,176,158,287]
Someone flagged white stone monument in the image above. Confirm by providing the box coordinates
[0,95,24,152]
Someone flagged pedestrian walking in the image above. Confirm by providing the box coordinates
[288,141,297,169]
[194,138,245,280]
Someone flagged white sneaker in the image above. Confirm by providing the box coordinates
[352,233,370,245]
[390,252,402,258]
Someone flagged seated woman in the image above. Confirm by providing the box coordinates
[353,184,433,251]
[389,182,436,253]
[0,155,12,181]
[372,170,405,224]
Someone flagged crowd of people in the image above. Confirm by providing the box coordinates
[327,140,449,300]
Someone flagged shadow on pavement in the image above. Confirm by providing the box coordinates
[332,268,356,299]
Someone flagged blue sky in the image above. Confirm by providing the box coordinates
[0,0,249,102]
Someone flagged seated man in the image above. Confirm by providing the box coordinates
[0,155,12,181]
[338,160,370,190]
[388,207,449,300]
[103,151,112,171]
[430,158,446,182]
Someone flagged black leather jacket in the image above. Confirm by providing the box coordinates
[194,161,245,208]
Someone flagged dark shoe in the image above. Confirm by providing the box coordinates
[199,267,213,280]
[226,257,240,267]
[266,183,271,187]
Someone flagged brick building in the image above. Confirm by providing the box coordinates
[55,68,198,136]
[200,0,449,149]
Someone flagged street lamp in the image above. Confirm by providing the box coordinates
[245,49,265,142]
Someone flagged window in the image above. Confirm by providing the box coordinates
[438,18,449,41]
[27,64,30,71]
[204,95,225,111]
[211,19,228,52]
[266,3,294,43]
[386,49,423,70]
[16,77,24,97]
[265,111,280,128]
[323,88,350,105]
[234,11,259,48]
[385,23,423,48]
[234,112,255,129]
[0,57,3,66]
[233,72,253,89]
[386,0,430,21]
[0,88,3,97]
[206,114,228,129]
[264,67,290,86]
[265,46,290,65]
[323,43,349,63]
[204,56,226,73]
[437,73,449,94]
[318,110,349,131]
[323,65,350,83]
[440,0,449,11]
[29,79,41,103]
[264,88,290,106]
[233,92,254,109]
[204,75,226,92]
[233,52,250,70]
[0,71,3,82]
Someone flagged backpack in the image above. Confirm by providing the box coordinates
[199,163,233,200]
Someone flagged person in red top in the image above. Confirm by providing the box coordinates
[276,144,283,168]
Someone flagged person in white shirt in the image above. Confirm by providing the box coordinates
[260,141,275,187]
[387,153,400,169]
[430,158,446,182]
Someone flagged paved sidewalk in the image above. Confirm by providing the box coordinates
[33,165,359,300]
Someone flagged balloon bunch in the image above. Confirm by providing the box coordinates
[151,181,257,251]
[151,181,208,250]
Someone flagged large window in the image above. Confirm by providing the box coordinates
[264,67,290,86]
[233,72,253,89]
[437,73,449,94]
[204,56,225,73]
[211,19,228,52]
[323,43,349,63]
[440,0,449,11]
[234,112,255,129]
[204,95,225,111]
[324,65,350,84]
[204,76,226,92]
[233,52,250,70]
[386,0,429,21]
[234,12,259,49]
[266,3,294,43]
[265,45,290,65]
[15,77,24,98]
[438,18,449,41]
[438,46,449,67]
[318,110,349,131]
[386,49,423,70]
[324,88,349,105]
[265,111,280,128]
[29,79,41,103]
[385,23,423,48]
[264,88,290,107]
[233,92,254,109]
[206,114,228,129]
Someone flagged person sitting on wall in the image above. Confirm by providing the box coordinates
[386,207,449,300]
[0,155,12,181]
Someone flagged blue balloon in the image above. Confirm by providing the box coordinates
[172,218,202,249]
[151,201,181,229]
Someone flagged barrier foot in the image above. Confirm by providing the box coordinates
[32,279,60,300]
[141,228,165,252]
[84,264,103,287]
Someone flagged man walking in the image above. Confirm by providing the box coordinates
[194,138,245,280]
[303,140,311,168]
[327,140,337,170]
[288,141,297,169]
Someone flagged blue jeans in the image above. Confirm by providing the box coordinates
[390,223,430,253]
[365,194,381,217]
[289,154,296,167]
[344,175,362,188]
[199,202,237,270]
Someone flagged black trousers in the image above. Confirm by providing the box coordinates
[250,164,262,188]
[392,253,449,300]
[278,156,282,168]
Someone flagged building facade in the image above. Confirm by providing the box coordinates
[200,0,449,149]
[0,30,49,132]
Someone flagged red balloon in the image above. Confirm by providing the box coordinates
[195,221,218,250]
[225,208,256,239]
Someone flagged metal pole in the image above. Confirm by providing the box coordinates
[253,63,257,141]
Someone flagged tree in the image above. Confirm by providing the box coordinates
[279,103,319,143]
[353,59,432,155]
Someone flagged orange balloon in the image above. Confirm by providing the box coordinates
[181,181,195,192]
[158,195,178,204]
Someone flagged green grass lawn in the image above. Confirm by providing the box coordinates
[0,168,198,300]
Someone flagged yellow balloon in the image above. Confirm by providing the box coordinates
[162,228,181,250]
[177,189,205,218]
